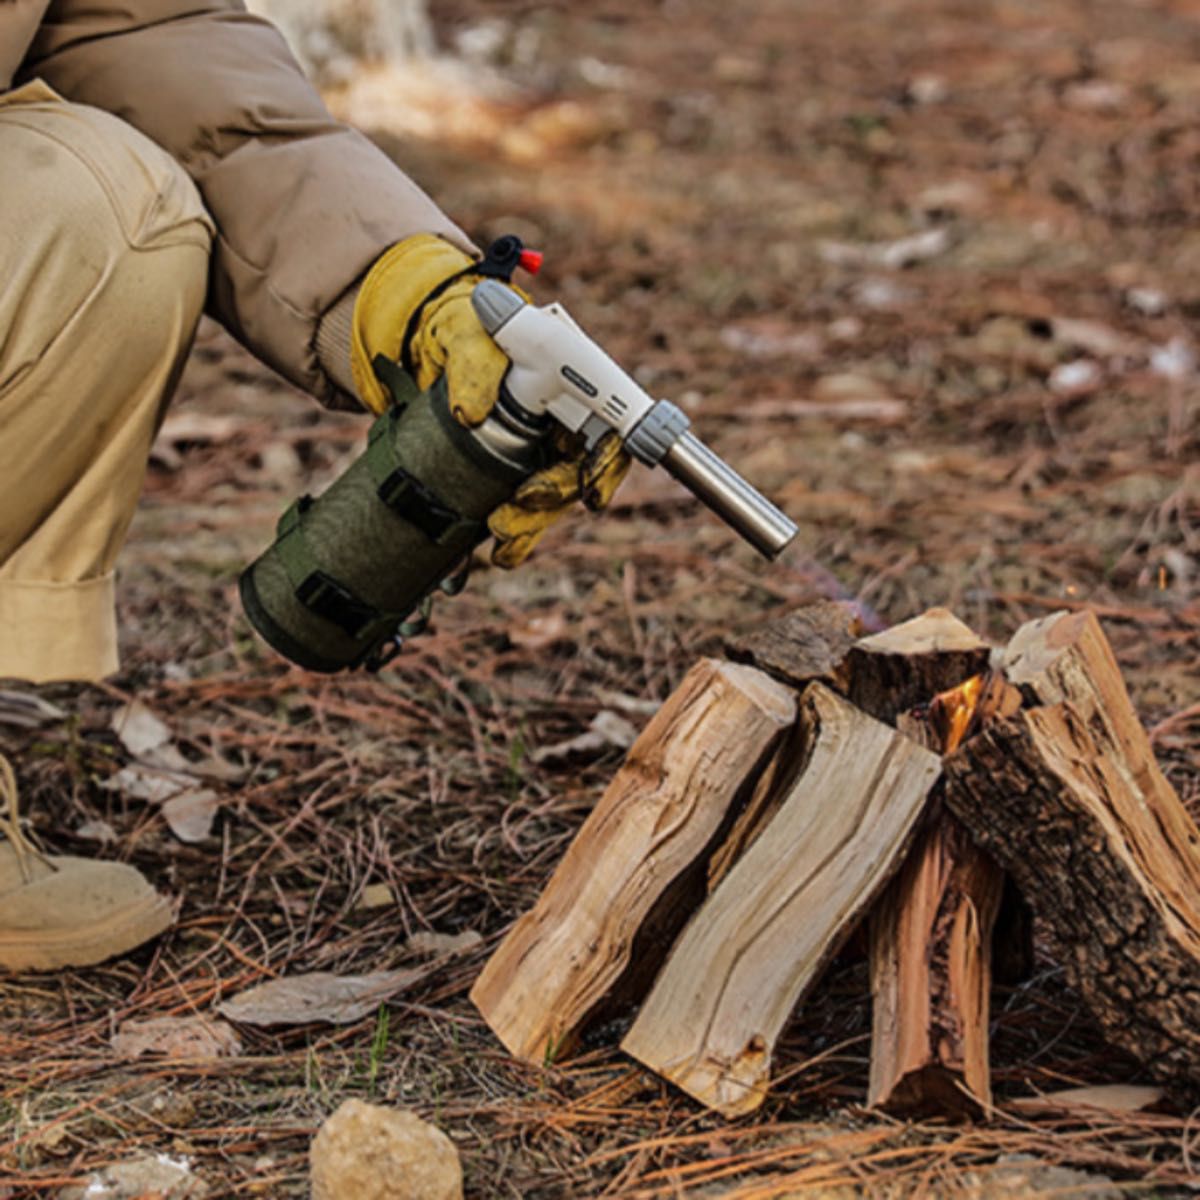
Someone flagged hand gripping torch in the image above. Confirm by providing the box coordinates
[239,244,799,673]
[470,280,797,561]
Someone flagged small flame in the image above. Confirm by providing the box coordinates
[933,673,985,754]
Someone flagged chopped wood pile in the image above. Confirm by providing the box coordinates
[471,604,1200,1118]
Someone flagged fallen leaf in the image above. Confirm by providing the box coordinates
[1049,316,1143,358]
[593,688,661,717]
[112,1016,242,1060]
[101,764,194,804]
[718,319,824,361]
[509,612,571,651]
[162,789,219,843]
[59,1154,208,1200]
[1049,359,1103,396]
[218,968,427,1027]
[819,228,950,270]
[532,710,639,765]
[1062,79,1128,112]
[1010,1084,1163,1114]
[1124,286,1167,317]
[152,413,245,470]
[75,819,118,845]
[111,701,173,758]
[737,397,909,423]
[404,929,483,958]
[356,882,396,911]
[1151,336,1196,380]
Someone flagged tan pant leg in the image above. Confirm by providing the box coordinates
[0,81,214,684]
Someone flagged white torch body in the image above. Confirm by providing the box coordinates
[471,280,798,560]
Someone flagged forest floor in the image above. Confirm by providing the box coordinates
[3,0,1200,1195]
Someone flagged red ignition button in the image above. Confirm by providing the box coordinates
[518,249,544,275]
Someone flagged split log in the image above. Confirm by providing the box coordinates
[868,803,1003,1116]
[725,600,865,692]
[470,659,796,1064]
[715,606,989,891]
[868,667,1020,1117]
[944,610,1200,1090]
[621,684,942,1116]
[846,608,991,724]
[729,604,990,727]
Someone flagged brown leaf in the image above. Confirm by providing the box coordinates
[218,968,427,1027]
[162,789,220,843]
[1010,1084,1164,1114]
[404,929,483,958]
[112,1016,242,1060]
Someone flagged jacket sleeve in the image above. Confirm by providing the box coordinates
[24,2,474,405]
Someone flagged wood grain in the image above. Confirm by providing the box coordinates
[621,684,942,1116]
[470,658,796,1064]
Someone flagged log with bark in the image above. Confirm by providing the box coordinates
[471,602,1200,1116]
[943,610,1200,1092]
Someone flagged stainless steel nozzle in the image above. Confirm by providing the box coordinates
[661,432,798,560]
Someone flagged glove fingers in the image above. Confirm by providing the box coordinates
[488,503,570,569]
[443,341,509,426]
[581,432,632,512]
[512,459,582,511]
[419,285,510,426]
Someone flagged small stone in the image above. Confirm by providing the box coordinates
[356,882,396,911]
[1049,359,1102,396]
[1125,286,1167,316]
[310,1100,462,1200]
[59,1154,207,1199]
[906,73,948,105]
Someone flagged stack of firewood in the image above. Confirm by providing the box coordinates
[470,604,1200,1117]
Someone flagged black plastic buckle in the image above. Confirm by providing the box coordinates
[376,466,460,543]
[296,571,377,638]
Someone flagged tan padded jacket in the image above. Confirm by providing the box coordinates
[3,0,472,405]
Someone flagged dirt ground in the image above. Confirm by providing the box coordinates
[3,0,1200,1195]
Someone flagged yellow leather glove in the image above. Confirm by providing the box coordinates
[351,234,631,568]
[350,234,508,421]
[488,431,632,568]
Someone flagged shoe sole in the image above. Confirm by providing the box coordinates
[0,891,173,972]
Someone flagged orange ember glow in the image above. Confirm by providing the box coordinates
[934,674,985,754]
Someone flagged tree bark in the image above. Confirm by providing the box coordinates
[846,607,992,725]
[725,601,865,692]
[621,684,942,1116]
[944,611,1200,1091]
[470,659,796,1065]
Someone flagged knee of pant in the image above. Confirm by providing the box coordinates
[0,96,214,387]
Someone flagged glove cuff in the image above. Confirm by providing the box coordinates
[350,234,477,414]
